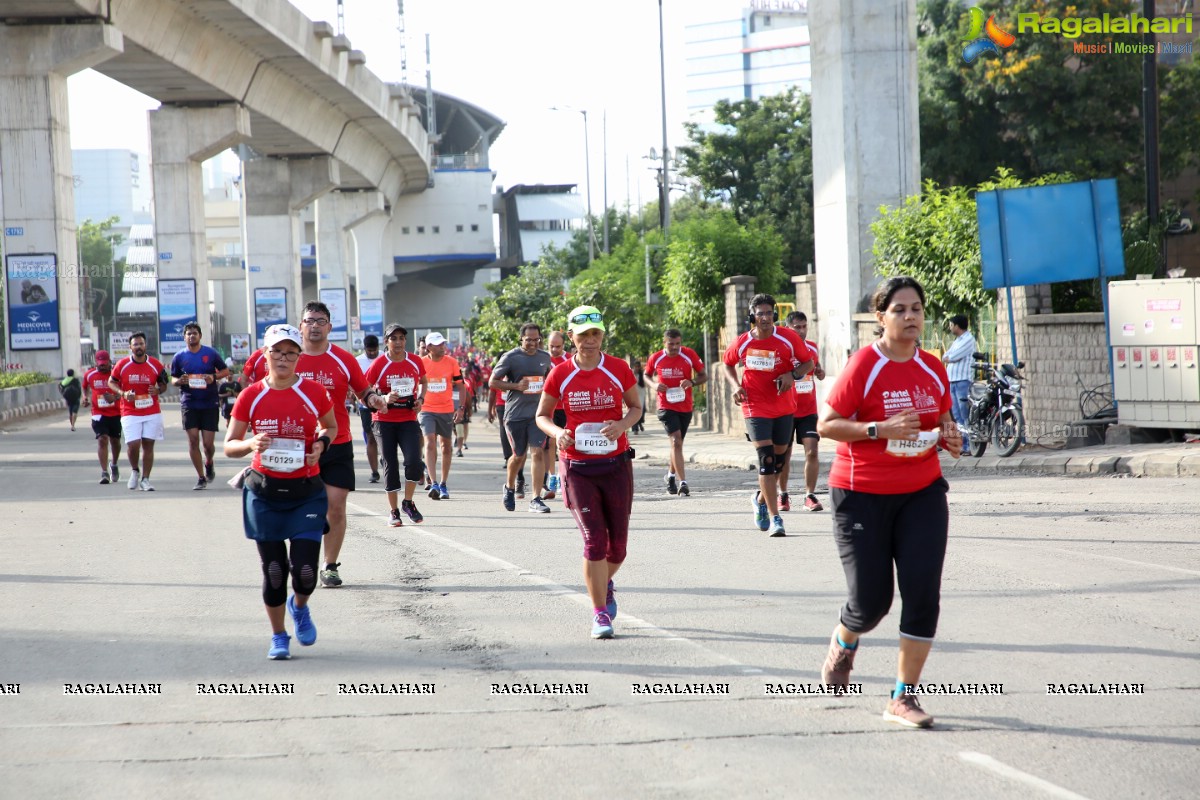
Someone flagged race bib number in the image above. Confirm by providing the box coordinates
[574,422,617,454]
[428,378,447,393]
[389,376,415,397]
[886,430,940,458]
[134,394,153,409]
[665,386,686,403]
[452,390,461,404]
[745,348,775,371]
[188,375,208,390]
[795,379,814,394]
[261,437,305,473]
[97,396,113,408]
[524,377,545,394]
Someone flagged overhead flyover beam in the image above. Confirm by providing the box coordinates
[0,0,432,204]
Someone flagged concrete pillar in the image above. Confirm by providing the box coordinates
[810,0,920,376]
[0,24,122,375]
[341,192,389,328]
[149,105,250,356]
[244,157,339,328]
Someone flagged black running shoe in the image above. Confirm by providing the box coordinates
[666,474,678,495]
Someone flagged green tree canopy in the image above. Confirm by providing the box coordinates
[660,209,787,331]
[677,87,813,274]
[78,216,125,337]
[918,0,1200,209]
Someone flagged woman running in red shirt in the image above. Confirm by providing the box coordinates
[225,324,338,660]
[816,276,962,728]
[536,306,642,640]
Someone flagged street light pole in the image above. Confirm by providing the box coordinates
[581,109,594,264]
[658,0,670,240]
[602,109,609,255]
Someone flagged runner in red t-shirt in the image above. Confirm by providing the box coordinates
[644,328,707,498]
[295,301,388,589]
[815,276,961,730]
[537,306,642,640]
[226,323,337,661]
[364,323,429,527]
[777,311,825,513]
[721,293,806,536]
[108,332,169,491]
[85,350,122,484]
[241,348,268,385]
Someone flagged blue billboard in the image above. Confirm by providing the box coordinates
[5,253,60,350]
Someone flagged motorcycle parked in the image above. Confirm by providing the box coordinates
[967,352,1025,458]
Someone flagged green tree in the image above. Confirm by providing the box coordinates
[871,168,1074,320]
[677,88,814,274]
[918,0,1200,210]
[463,256,570,358]
[659,209,787,331]
[78,216,125,339]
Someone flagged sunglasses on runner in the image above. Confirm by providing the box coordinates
[570,312,603,324]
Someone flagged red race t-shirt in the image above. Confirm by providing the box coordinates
[645,346,704,413]
[242,350,268,383]
[85,367,119,418]
[542,354,636,461]
[722,326,804,419]
[365,352,426,423]
[295,344,369,445]
[232,378,333,479]
[110,356,166,416]
[825,343,952,495]
[793,338,821,418]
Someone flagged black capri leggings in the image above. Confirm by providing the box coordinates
[256,538,322,608]
[374,419,425,492]
[830,477,949,641]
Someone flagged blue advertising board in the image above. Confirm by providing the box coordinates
[359,298,383,337]
[157,278,197,355]
[254,287,288,347]
[5,253,60,350]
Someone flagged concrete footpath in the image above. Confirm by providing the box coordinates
[628,424,1200,479]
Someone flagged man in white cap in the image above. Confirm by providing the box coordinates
[419,332,464,500]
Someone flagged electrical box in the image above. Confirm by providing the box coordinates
[1107,278,1200,428]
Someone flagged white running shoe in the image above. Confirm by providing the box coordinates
[127,469,140,490]
[139,477,154,492]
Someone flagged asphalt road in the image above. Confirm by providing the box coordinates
[1,408,1197,798]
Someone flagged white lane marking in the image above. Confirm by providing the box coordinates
[959,752,1094,800]
[986,540,1200,577]
[348,501,760,674]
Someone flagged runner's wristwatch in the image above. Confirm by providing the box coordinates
[866,422,879,440]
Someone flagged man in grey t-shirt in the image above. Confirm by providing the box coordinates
[489,322,554,513]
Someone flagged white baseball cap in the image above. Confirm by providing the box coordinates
[263,324,303,349]
[425,331,446,346]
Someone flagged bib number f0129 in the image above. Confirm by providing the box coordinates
[261,437,305,472]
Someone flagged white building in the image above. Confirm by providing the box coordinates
[71,148,153,259]
[685,1,811,125]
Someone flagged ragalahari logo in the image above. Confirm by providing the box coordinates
[962,6,1016,63]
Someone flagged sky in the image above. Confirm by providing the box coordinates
[68,0,750,219]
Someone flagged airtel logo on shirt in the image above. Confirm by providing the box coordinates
[566,387,615,410]
[297,369,334,388]
[660,367,684,379]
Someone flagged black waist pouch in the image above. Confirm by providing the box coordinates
[246,469,324,502]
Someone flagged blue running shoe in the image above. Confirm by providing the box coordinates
[769,515,786,537]
[428,481,441,500]
[439,483,449,500]
[606,580,617,619]
[287,595,316,646]
[502,485,516,512]
[547,473,561,493]
[752,491,769,531]
[591,611,614,639]
[268,632,291,660]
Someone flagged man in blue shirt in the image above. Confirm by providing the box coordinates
[941,314,977,456]
[170,323,230,489]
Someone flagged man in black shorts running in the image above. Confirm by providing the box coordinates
[170,323,230,490]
